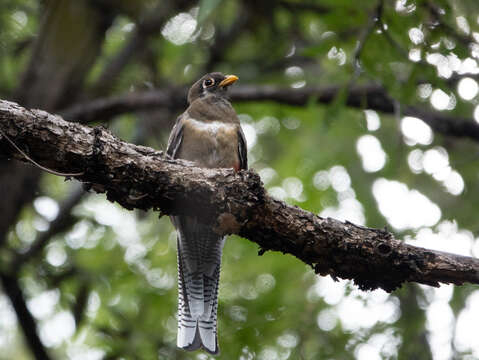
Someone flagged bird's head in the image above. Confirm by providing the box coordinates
[187,72,239,104]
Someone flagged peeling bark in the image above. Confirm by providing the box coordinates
[1,99,479,292]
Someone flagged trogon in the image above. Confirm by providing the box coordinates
[166,72,247,354]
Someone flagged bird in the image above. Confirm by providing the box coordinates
[166,72,247,354]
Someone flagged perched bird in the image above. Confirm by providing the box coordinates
[166,72,247,354]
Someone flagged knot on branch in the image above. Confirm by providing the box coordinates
[92,126,105,160]
[376,242,392,256]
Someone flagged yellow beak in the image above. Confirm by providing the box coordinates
[218,75,239,88]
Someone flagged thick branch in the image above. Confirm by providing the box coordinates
[61,87,185,123]
[60,85,479,144]
[1,99,479,292]
[0,0,113,249]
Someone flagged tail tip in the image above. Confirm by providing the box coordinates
[178,325,219,355]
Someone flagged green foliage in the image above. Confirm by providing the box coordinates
[1,0,479,359]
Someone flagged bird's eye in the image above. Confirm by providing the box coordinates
[203,78,214,87]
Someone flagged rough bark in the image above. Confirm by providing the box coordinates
[0,1,114,251]
[0,0,114,248]
[60,85,479,144]
[2,99,479,292]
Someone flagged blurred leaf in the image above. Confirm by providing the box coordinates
[197,0,222,24]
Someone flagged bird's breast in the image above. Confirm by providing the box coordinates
[179,118,240,169]
[187,118,234,136]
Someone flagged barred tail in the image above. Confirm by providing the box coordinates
[174,216,225,355]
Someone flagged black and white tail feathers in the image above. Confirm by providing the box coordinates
[174,216,225,355]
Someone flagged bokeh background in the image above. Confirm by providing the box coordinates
[1,0,479,359]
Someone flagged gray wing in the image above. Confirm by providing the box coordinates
[166,113,185,159]
[238,127,248,170]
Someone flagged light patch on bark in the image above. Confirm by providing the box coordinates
[214,212,241,235]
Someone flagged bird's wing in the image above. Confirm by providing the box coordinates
[237,126,248,170]
[166,113,185,159]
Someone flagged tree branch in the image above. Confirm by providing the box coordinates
[9,185,86,273]
[352,0,383,76]
[203,2,256,72]
[61,87,185,124]
[424,1,473,47]
[1,99,479,292]
[0,272,52,360]
[88,0,195,96]
[277,1,330,14]
[61,85,479,144]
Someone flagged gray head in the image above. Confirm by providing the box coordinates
[187,72,239,104]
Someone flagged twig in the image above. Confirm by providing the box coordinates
[0,128,84,177]
[424,1,474,47]
[277,1,330,14]
[376,10,410,59]
[10,185,85,272]
[89,1,195,96]
[73,282,90,327]
[205,4,252,72]
[353,0,384,77]
[0,272,53,360]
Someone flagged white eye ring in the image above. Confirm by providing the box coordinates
[203,78,214,88]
